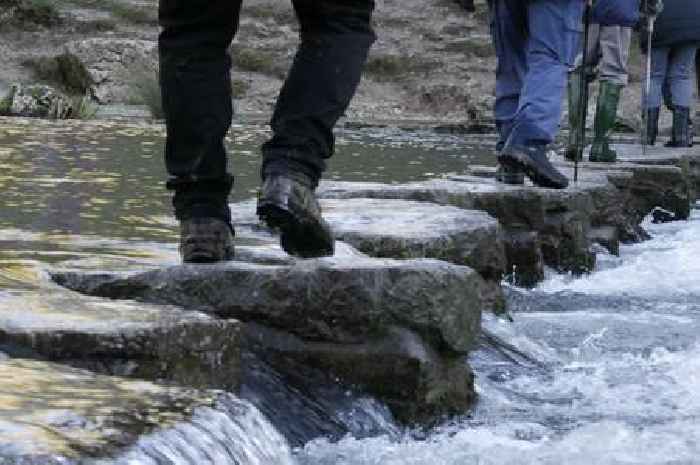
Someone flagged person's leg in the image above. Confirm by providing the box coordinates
[509,0,583,147]
[644,47,668,145]
[566,23,601,161]
[500,0,583,189]
[257,0,375,258]
[159,0,241,261]
[261,0,376,186]
[667,44,698,147]
[489,0,527,152]
[589,26,631,162]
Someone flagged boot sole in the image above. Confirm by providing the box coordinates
[257,203,335,258]
[498,152,568,190]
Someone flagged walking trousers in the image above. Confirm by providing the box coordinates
[490,0,584,148]
[159,0,376,222]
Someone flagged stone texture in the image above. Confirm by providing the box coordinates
[0,289,241,390]
[50,245,491,423]
[63,38,157,104]
[229,197,507,281]
[318,176,598,276]
[51,247,486,353]
[501,230,544,288]
[0,356,217,461]
[244,323,474,424]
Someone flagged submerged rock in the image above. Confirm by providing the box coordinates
[0,289,241,390]
[0,356,218,461]
[2,84,73,119]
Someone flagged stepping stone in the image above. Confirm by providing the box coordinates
[0,288,241,390]
[317,176,599,277]
[229,197,507,281]
[50,247,485,353]
[50,246,491,423]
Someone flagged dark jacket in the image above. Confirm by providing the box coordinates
[652,0,700,48]
[592,0,639,27]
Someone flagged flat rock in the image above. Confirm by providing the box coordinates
[229,197,507,281]
[318,176,599,276]
[64,39,157,104]
[0,288,241,390]
[0,356,217,462]
[50,246,486,353]
[245,323,475,424]
[50,245,490,423]
[553,157,693,226]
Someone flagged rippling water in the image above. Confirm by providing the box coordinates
[2,117,699,464]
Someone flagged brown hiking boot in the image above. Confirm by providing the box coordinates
[179,217,235,263]
[256,175,334,258]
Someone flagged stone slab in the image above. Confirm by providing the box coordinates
[317,176,600,276]
[0,356,217,462]
[50,245,490,423]
[229,197,507,281]
[0,288,241,390]
[244,322,474,424]
[50,246,486,354]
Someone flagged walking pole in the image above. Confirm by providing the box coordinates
[641,2,656,156]
[575,0,593,183]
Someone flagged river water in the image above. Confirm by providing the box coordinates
[1,117,699,464]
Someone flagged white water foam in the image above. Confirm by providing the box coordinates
[539,210,700,297]
[100,395,296,465]
[297,210,700,465]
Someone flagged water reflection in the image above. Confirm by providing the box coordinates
[0,117,490,244]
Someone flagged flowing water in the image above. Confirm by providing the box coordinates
[1,117,699,464]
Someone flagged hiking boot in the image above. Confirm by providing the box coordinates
[667,106,691,148]
[499,142,569,190]
[257,175,334,258]
[565,70,585,162]
[589,81,622,163]
[179,217,235,263]
[645,107,660,146]
[495,163,525,185]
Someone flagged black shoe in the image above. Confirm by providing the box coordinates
[668,106,692,148]
[498,143,569,189]
[257,175,334,258]
[495,163,525,185]
[179,217,235,263]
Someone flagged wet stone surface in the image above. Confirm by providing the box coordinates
[229,197,507,281]
[50,244,490,423]
[317,176,600,280]
[0,288,242,391]
[0,356,217,462]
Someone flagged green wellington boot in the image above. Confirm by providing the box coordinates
[565,71,584,162]
[589,81,622,163]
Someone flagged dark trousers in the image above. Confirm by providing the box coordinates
[159,0,376,221]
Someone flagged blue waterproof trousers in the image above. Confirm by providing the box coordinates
[490,0,584,149]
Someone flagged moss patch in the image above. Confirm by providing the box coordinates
[22,53,93,94]
[364,54,437,82]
